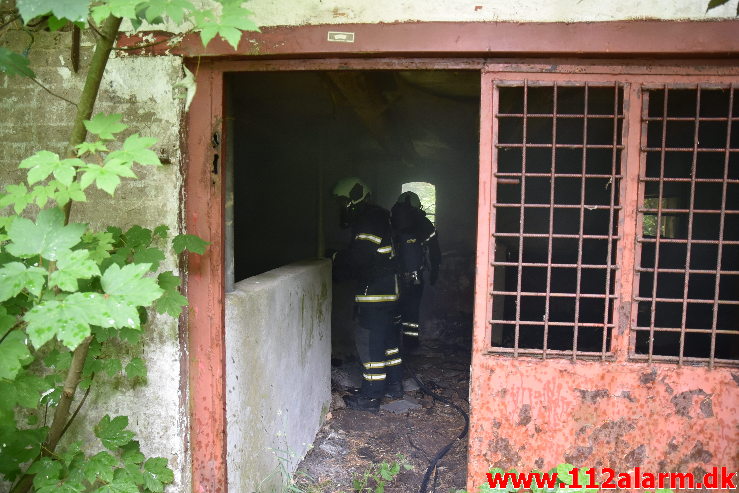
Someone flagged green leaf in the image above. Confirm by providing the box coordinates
[71,292,140,329]
[49,0,91,22]
[706,0,730,11]
[82,231,115,263]
[142,457,174,492]
[47,15,69,31]
[0,331,32,380]
[24,295,92,349]
[0,262,47,301]
[95,415,135,450]
[0,183,32,214]
[172,234,209,255]
[84,113,128,140]
[29,457,62,482]
[76,141,109,156]
[120,440,145,465]
[196,2,258,49]
[95,480,140,493]
[0,47,35,78]
[20,151,78,185]
[124,225,152,249]
[48,249,101,292]
[44,348,72,370]
[101,263,163,306]
[79,163,120,195]
[0,425,46,480]
[6,208,86,261]
[153,225,169,238]
[101,357,123,377]
[143,0,195,24]
[84,451,117,483]
[125,357,146,379]
[154,271,187,317]
[53,181,87,206]
[14,373,48,408]
[91,0,141,24]
[108,134,161,166]
[132,247,165,271]
[119,327,142,345]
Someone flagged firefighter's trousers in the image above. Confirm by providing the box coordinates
[399,278,424,348]
[355,302,402,398]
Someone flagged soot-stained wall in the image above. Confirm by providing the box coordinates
[227,70,480,348]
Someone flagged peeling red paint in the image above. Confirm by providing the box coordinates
[470,69,739,492]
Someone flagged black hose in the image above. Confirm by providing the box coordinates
[402,361,470,493]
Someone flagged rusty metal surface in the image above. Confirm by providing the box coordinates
[185,60,228,493]
[116,21,739,58]
[470,71,739,491]
[467,357,739,487]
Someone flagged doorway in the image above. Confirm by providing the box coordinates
[224,69,481,490]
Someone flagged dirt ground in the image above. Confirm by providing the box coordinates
[294,338,472,493]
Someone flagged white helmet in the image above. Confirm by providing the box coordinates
[332,177,371,206]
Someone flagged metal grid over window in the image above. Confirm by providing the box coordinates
[490,81,624,360]
[633,84,739,367]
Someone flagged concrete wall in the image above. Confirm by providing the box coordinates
[225,260,332,493]
[236,0,739,27]
[0,29,190,492]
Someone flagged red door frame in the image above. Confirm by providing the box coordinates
[175,21,739,493]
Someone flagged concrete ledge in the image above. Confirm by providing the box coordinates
[225,259,332,492]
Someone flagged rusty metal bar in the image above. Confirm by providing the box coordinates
[494,204,622,210]
[647,84,669,364]
[603,83,620,359]
[710,84,734,369]
[494,261,618,268]
[634,296,739,304]
[621,83,645,363]
[493,232,619,239]
[678,87,702,365]
[513,80,529,357]
[637,267,739,275]
[632,326,738,334]
[639,237,739,245]
[491,320,615,328]
[572,83,589,360]
[642,146,739,152]
[640,177,739,184]
[498,113,625,119]
[637,207,739,214]
[543,82,559,359]
[497,172,623,179]
[497,143,625,150]
[492,290,617,299]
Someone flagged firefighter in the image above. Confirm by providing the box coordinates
[391,191,441,351]
[331,177,403,412]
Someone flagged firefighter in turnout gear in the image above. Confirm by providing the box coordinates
[331,177,403,412]
[391,191,441,351]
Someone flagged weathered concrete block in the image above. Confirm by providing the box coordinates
[226,259,332,492]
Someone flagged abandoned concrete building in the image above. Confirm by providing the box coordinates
[1,0,738,491]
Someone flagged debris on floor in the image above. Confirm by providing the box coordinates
[294,339,471,492]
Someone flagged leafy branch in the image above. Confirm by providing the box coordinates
[0,0,256,492]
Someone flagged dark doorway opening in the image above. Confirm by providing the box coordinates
[226,69,480,354]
